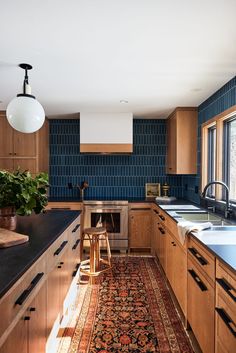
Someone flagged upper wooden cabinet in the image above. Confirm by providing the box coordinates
[166,107,197,174]
[0,111,49,173]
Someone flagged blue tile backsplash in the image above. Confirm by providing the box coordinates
[49,119,183,199]
[183,76,236,203]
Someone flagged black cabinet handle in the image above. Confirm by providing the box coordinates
[54,241,68,256]
[158,215,165,221]
[24,316,30,321]
[30,307,36,312]
[154,210,159,214]
[216,278,236,302]
[72,239,80,250]
[15,272,44,305]
[51,207,71,210]
[72,224,80,233]
[188,269,207,291]
[171,241,176,246]
[72,263,80,277]
[216,308,236,337]
[188,247,208,266]
[158,227,165,235]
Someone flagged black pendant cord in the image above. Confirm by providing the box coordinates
[23,67,29,95]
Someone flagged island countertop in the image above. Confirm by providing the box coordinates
[0,210,80,299]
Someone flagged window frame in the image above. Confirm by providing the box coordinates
[201,105,236,204]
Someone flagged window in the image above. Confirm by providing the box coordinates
[207,126,216,197]
[223,117,236,201]
[201,105,236,204]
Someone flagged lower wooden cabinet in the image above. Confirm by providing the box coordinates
[166,231,187,316]
[129,204,152,249]
[187,255,215,353]
[0,281,47,353]
[215,260,236,353]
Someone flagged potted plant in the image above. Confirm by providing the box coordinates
[0,169,49,230]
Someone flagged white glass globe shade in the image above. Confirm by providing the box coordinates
[6,96,45,133]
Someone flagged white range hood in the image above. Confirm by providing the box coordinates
[80,113,133,153]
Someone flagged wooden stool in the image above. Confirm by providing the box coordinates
[80,227,112,276]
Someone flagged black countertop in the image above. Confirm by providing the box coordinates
[157,203,236,273]
[0,210,80,299]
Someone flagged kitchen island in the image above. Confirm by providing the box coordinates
[0,210,81,353]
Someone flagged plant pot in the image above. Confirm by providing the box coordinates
[0,206,17,230]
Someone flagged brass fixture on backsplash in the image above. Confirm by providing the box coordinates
[161,182,170,197]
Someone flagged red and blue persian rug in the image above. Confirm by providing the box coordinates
[61,257,194,353]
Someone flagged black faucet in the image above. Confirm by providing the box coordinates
[201,181,231,218]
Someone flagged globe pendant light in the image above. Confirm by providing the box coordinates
[6,63,45,133]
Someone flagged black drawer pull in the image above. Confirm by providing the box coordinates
[154,210,159,214]
[51,207,71,210]
[72,263,81,277]
[158,215,165,221]
[158,227,165,235]
[216,307,236,337]
[54,241,68,256]
[216,278,236,302]
[72,224,80,233]
[188,247,208,266]
[15,272,44,305]
[72,239,80,250]
[188,269,207,291]
[24,316,30,321]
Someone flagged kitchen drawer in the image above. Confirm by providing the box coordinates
[188,237,215,285]
[67,216,81,243]
[216,259,236,306]
[215,288,236,353]
[0,255,46,342]
[46,230,69,272]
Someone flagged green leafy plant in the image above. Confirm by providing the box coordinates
[0,170,49,216]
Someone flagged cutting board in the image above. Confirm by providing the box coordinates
[0,228,29,248]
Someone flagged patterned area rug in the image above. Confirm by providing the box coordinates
[60,257,194,353]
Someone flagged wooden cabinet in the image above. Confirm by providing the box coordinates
[129,204,152,250]
[166,107,197,174]
[166,231,187,316]
[187,239,215,353]
[215,260,236,353]
[0,269,47,353]
[0,111,49,173]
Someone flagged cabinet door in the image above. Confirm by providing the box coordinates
[13,131,37,157]
[28,282,47,353]
[13,159,37,173]
[0,115,13,157]
[167,115,177,173]
[158,224,166,271]
[129,209,151,248]
[166,232,174,286]
[0,158,14,171]
[172,240,187,316]
[187,259,214,353]
[46,266,60,336]
[59,249,71,310]
[0,314,28,353]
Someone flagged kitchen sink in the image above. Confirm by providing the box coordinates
[175,211,232,226]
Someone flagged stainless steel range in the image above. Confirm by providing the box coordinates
[83,200,128,251]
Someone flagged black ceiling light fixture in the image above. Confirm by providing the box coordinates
[6,63,45,133]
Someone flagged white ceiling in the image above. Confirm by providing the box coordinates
[0,0,236,118]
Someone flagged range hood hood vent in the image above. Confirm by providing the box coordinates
[80,113,133,153]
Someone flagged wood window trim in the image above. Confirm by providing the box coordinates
[201,105,236,200]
